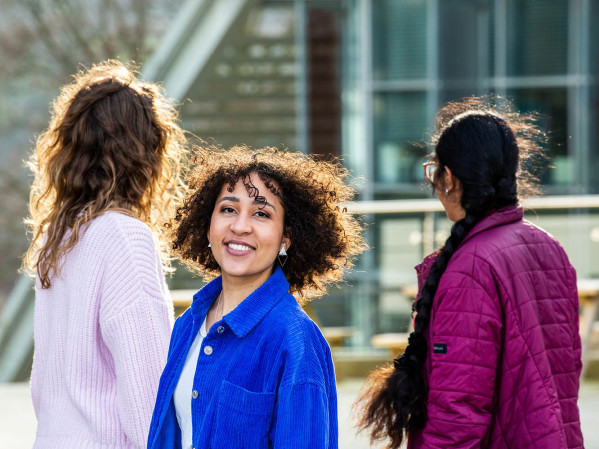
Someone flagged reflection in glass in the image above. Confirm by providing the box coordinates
[508,88,568,187]
[372,0,428,81]
[373,92,427,184]
[506,0,568,76]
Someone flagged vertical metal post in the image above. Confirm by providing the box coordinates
[476,0,491,94]
[571,0,590,194]
[495,0,507,96]
[568,0,591,273]
[422,211,436,257]
[295,0,309,154]
[360,0,375,198]
[568,0,580,195]
[424,1,439,262]
[350,0,375,348]
[427,0,440,119]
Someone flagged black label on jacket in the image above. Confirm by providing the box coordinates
[433,343,447,354]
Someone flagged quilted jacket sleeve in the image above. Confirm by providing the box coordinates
[419,267,503,448]
[567,264,582,375]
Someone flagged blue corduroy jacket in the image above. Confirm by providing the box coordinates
[147,267,338,449]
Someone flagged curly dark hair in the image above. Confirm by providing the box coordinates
[171,145,367,300]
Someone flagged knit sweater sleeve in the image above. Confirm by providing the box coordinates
[98,215,174,449]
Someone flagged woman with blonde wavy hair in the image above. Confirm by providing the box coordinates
[24,60,187,449]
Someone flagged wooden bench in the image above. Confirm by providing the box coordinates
[371,332,409,357]
[371,279,599,374]
[171,289,197,317]
[578,279,599,378]
[370,284,415,357]
[321,327,354,348]
[170,290,354,348]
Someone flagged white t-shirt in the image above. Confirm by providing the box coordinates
[173,318,207,449]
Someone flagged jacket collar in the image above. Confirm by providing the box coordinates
[415,250,440,298]
[190,266,290,338]
[460,205,523,247]
[414,205,523,296]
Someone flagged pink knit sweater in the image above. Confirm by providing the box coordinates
[31,212,174,449]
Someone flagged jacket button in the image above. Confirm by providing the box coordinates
[217,326,225,334]
[192,390,198,399]
[204,345,213,355]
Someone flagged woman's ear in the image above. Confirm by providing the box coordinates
[444,166,462,193]
[282,228,291,251]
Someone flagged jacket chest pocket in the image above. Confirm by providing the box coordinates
[210,380,275,449]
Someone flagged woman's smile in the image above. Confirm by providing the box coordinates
[207,172,290,284]
[225,240,256,255]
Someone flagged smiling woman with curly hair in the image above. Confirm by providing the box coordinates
[148,145,366,449]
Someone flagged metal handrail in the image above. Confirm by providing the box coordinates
[342,195,599,351]
[344,195,599,215]
[3,195,599,379]
[0,275,35,382]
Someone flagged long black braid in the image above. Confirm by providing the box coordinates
[355,103,530,448]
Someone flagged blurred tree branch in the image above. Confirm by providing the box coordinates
[52,0,101,63]
[21,0,79,71]
[0,0,179,294]
[0,0,179,80]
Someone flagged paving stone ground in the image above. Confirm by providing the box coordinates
[1,379,598,448]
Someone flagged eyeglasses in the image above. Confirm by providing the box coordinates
[423,161,437,183]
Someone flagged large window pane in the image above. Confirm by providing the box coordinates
[533,211,599,278]
[372,0,428,80]
[487,2,495,77]
[438,0,481,83]
[373,92,428,184]
[376,215,422,333]
[507,88,568,187]
[506,0,568,76]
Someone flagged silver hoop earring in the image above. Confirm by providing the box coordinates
[278,245,288,267]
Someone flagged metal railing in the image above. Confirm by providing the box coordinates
[345,195,599,214]
[2,195,598,381]
[0,275,35,382]
[346,195,599,255]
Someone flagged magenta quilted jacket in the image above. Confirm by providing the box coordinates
[409,206,584,449]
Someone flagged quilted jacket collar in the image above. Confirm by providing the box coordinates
[460,205,523,247]
[415,206,523,295]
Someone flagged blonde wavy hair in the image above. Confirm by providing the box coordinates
[24,60,188,288]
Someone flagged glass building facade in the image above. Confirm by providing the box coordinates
[334,0,599,347]
[156,0,599,349]
[343,0,599,195]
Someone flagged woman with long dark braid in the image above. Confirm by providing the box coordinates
[356,98,584,449]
